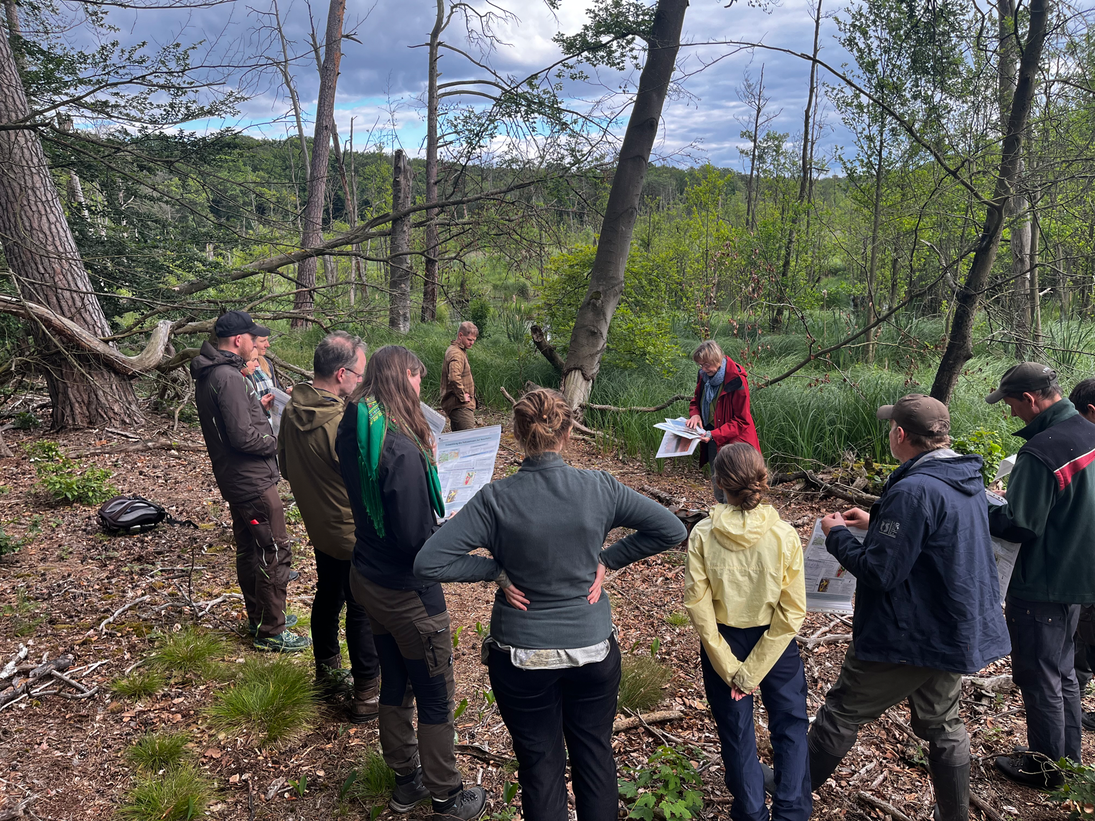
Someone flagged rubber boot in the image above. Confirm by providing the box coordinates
[350,676,380,724]
[315,654,353,701]
[929,760,969,821]
[808,739,844,792]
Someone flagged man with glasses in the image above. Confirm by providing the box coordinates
[279,332,380,722]
[192,311,310,652]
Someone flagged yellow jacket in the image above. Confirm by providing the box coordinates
[685,502,806,693]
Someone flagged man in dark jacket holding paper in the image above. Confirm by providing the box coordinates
[192,310,309,652]
[813,395,1010,821]
[986,363,1095,787]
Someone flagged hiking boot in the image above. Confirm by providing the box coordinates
[315,655,353,701]
[389,767,430,813]
[248,613,297,637]
[288,569,300,582]
[349,677,380,723]
[432,786,487,821]
[759,761,776,796]
[1083,711,1095,732]
[994,751,1064,790]
[253,629,312,652]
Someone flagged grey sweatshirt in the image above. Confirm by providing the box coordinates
[414,453,687,649]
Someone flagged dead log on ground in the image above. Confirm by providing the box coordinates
[962,674,1013,693]
[0,655,74,708]
[612,710,682,733]
[69,438,206,457]
[455,743,516,767]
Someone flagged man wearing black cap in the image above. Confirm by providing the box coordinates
[986,363,1095,787]
[809,395,1009,821]
[191,310,310,652]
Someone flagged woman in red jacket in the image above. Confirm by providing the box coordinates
[685,340,761,499]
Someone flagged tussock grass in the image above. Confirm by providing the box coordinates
[342,746,397,805]
[125,732,191,774]
[618,656,671,714]
[665,611,690,628]
[111,669,165,699]
[206,656,318,747]
[118,764,212,821]
[151,626,228,680]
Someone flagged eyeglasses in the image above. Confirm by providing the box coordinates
[343,367,364,378]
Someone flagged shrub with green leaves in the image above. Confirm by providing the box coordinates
[150,627,228,680]
[1054,758,1095,818]
[341,746,397,806]
[25,441,116,505]
[125,732,191,773]
[953,427,1008,485]
[618,655,671,714]
[618,745,704,821]
[118,763,212,821]
[206,656,318,747]
[111,669,166,699]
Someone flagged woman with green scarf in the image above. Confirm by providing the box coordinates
[337,345,487,821]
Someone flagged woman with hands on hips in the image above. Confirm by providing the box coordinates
[414,389,687,821]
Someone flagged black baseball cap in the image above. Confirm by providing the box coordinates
[876,394,951,437]
[214,310,270,338]
[985,362,1057,404]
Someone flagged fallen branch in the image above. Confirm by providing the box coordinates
[500,386,518,408]
[70,439,206,458]
[962,674,1013,693]
[803,470,879,507]
[856,791,913,821]
[796,633,853,648]
[586,394,691,413]
[612,710,683,733]
[455,743,516,767]
[96,595,151,634]
[640,484,681,507]
[529,325,565,373]
[0,655,74,708]
[266,352,313,381]
[1,644,28,681]
[970,792,1006,821]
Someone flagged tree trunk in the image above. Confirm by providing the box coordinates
[864,139,884,364]
[744,65,765,233]
[421,0,444,323]
[3,0,23,74]
[560,0,688,411]
[388,150,413,333]
[291,0,346,328]
[930,0,1049,404]
[0,27,141,428]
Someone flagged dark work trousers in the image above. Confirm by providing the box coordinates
[1006,595,1082,762]
[705,440,727,503]
[701,625,811,821]
[447,406,475,432]
[349,567,460,801]
[229,484,291,640]
[312,548,379,682]
[487,639,622,821]
[1074,636,1094,695]
[810,643,969,767]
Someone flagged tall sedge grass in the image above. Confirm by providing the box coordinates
[118,764,212,821]
[150,626,228,680]
[206,656,318,747]
[125,732,191,774]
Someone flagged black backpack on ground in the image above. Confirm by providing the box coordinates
[98,496,198,535]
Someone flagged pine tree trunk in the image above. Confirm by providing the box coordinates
[388,150,413,332]
[560,0,688,411]
[421,0,443,323]
[0,26,141,428]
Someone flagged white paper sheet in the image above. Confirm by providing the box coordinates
[268,387,291,436]
[655,430,702,458]
[435,425,502,517]
[986,489,1020,603]
[421,402,447,441]
[803,518,866,613]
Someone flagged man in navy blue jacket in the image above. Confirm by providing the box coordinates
[811,395,1010,821]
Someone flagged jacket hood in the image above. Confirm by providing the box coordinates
[895,448,985,496]
[190,340,244,380]
[283,383,344,431]
[722,356,747,384]
[708,503,782,550]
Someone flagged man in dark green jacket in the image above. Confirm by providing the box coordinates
[987,362,1095,788]
[279,332,379,722]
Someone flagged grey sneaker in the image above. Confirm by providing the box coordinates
[389,767,430,813]
[248,613,297,637]
[253,629,311,652]
[432,786,487,821]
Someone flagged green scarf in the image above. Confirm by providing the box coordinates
[356,397,444,538]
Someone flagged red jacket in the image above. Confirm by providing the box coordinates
[689,356,761,462]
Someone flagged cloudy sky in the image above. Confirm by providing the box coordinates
[100,0,853,170]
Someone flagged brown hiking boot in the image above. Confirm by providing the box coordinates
[350,677,379,723]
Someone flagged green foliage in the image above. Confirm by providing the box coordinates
[539,245,680,372]
[111,669,166,699]
[1,590,46,637]
[618,746,704,821]
[26,440,115,505]
[665,611,690,628]
[118,764,212,821]
[150,626,228,680]
[13,411,39,430]
[125,732,191,774]
[1053,758,1095,818]
[467,298,493,339]
[206,656,318,747]
[0,526,26,557]
[618,655,670,714]
[341,747,397,808]
[953,428,1008,484]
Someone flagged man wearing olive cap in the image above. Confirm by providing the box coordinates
[809,395,1009,820]
[986,363,1095,788]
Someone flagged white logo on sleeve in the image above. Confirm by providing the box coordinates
[878,520,901,538]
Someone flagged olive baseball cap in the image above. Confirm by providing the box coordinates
[214,310,270,338]
[876,394,951,437]
[985,362,1057,404]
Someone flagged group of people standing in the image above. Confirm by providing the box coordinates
[190,312,1094,821]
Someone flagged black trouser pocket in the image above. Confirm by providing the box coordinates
[415,612,452,678]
